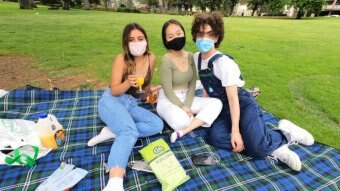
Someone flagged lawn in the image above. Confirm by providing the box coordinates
[0,2,339,148]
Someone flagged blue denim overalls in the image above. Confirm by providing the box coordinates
[197,53,287,158]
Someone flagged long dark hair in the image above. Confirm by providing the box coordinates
[161,19,186,49]
[122,23,150,75]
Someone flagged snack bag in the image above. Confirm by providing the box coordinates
[139,139,190,191]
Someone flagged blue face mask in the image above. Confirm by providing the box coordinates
[195,38,215,53]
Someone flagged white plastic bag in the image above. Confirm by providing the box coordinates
[0,119,51,166]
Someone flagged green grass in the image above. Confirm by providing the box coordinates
[1,2,339,148]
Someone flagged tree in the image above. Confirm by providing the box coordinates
[227,0,240,15]
[104,0,113,9]
[305,0,325,16]
[83,0,90,9]
[290,0,325,19]
[194,0,208,12]
[265,0,288,15]
[147,0,159,7]
[19,0,34,9]
[62,0,71,10]
[328,0,338,15]
[248,0,267,16]
[126,0,133,8]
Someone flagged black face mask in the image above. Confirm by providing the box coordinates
[166,37,186,51]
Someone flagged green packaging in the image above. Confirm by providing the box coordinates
[139,139,190,191]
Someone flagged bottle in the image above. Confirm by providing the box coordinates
[36,113,65,149]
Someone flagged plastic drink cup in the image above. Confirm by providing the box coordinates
[148,93,158,104]
[136,77,144,92]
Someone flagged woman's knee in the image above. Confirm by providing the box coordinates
[117,128,139,141]
[151,115,164,133]
[159,110,190,131]
[208,133,232,150]
[171,116,191,131]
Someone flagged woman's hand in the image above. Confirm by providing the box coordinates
[127,75,138,87]
[182,106,193,117]
[231,131,244,153]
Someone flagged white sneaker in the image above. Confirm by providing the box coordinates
[87,126,116,147]
[271,145,302,171]
[278,119,314,146]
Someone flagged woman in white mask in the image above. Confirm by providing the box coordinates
[87,23,163,191]
[157,19,222,143]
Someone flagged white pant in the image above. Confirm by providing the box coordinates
[156,89,222,131]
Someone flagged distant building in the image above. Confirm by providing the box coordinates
[137,3,148,9]
[323,0,340,15]
[234,3,253,16]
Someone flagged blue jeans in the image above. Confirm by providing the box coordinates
[98,88,163,169]
[208,89,287,158]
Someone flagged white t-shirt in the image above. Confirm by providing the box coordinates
[194,51,245,87]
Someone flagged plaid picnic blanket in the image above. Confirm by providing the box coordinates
[0,89,339,191]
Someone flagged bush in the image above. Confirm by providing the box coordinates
[116,7,140,13]
[40,0,59,5]
[262,12,287,16]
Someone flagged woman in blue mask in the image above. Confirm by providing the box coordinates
[157,19,222,143]
[191,12,314,172]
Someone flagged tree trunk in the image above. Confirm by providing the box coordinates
[104,0,112,10]
[329,0,338,15]
[201,5,206,12]
[19,0,32,9]
[209,3,215,12]
[229,4,236,16]
[31,0,37,8]
[62,0,70,10]
[296,9,304,19]
[83,0,90,10]
[251,4,259,16]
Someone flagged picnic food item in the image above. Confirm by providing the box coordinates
[36,113,65,149]
[139,139,190,191]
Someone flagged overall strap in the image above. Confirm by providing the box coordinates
[207,54,223,69]
[198,53,224,70]
[198,52,235,70]
[198,53,202,70]
[200,52,243,80]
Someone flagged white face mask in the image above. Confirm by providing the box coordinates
[129,40,147,56]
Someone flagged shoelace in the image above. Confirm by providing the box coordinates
[266,155,278,162]
[288,140,299,146]
[268,141,299,162]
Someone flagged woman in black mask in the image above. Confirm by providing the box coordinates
[157,19,222,143]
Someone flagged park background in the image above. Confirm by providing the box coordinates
[0,2,339,149]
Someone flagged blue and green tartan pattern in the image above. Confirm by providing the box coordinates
[0,89,339,191]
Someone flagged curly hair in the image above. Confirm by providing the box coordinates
[191,12,224,48]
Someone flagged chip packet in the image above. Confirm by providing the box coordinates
[139,139,190,191]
